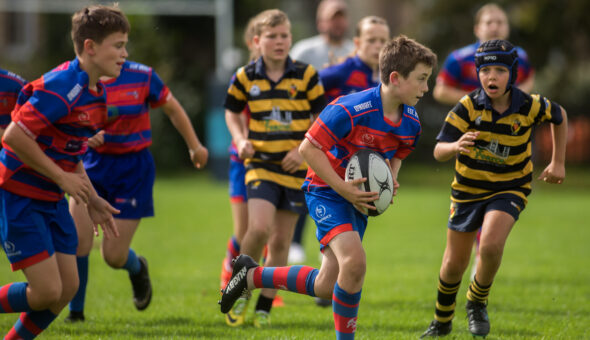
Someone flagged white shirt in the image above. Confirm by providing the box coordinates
[290,35,354,71]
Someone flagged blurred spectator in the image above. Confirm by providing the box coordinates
[433,3,535,106]
[290,0,354,70]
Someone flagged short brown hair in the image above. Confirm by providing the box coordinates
[253,9,290,36]
[71,4,130,55]
[379,35,437,84]
[354,16,388,38]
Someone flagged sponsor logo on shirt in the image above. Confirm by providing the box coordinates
[353,101,372,112]
[67,84,83,102]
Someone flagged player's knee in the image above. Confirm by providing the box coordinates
[478,242,503,262]
[61,276,80,303]
[247,226,270,245]
[441,256,469,278]
[103,251,126,268]
[340,255,366,283]
[30,283,62,309]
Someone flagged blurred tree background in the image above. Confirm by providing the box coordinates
[1,0,589,173]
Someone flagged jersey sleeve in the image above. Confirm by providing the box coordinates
[436,53,461,88]
[12,82,70,138]
[147,69,170,108]
[224,70,248,114]
[319,64,342,95]
[305,103,352,151]
[533,95,563,125]
[436,100,470,143]
[305,66,327,114]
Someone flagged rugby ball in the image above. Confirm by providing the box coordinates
[345,149,394,216]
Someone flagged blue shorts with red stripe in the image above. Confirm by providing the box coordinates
[83,148,155,219]
[228,151,247,203]
[0,188,77,271]
[305,189,367,252]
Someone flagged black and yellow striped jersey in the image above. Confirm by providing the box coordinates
[224,57,326,190]
[437,88,563,204]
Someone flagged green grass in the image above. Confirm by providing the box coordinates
[1,165,589,339]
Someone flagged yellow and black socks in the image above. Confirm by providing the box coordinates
[466,276,492,304]
[434,277,461,323]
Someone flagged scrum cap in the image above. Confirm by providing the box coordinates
[475,39,518,91]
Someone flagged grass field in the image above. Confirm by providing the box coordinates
[1,164,589,339]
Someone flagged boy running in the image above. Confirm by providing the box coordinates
[65,59,208,321]
[0,5,126,339]
[220,35,437,339]
[223,9,326,327]
[420,39,567,338]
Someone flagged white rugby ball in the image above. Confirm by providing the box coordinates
[345,149,394,216]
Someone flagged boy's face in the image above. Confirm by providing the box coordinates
[395,62,432,106]
[475,9,509,42]
[478,65,510,99]
[255,23,292,64]
[92,31,128,78]
[355,22,389,69]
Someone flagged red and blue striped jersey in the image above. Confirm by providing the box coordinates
[0,58,108,201]
[0,68,27,129]
[94,61,169,154]
[302,85,421,191]
[437,41,534,92]
[319,55,379,103]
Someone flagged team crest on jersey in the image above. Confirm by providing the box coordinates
[78,112,89,122]
[288,84,297,99]
[361,133,375,146]
[511,119,522,135]
[475,115,483,126]
[249,85,261,97]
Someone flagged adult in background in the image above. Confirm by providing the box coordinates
[290,0,354,71]
[433,3,535,106]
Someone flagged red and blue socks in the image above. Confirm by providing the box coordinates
[332,283,361,340]
[252,265,319,296]
[226,236,240,263]
[69,255,89,313]
[5,310,58,340]
[1,282,57,339]
[0,282,30,313]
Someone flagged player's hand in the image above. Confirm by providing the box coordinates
[538,162,565,184]
[57,172,92,205]
[237,139,254,160]
[189,145,209,169]
[87,195,120,239]
[281,148,304,173]
[339,178,379,212]
[87,130,105,149]
[456,131,480,154]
